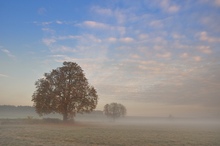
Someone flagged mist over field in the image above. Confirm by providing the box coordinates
[1,105,219,126]
[1,105,220,145]
[1,112,220,146]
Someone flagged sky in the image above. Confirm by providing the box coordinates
[0,0,220,118]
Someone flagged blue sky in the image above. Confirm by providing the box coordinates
[1,0,220,117]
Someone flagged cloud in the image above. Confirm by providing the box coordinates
[172,33,185,39]
[91,6,127,24]
[167,5,180,13]
[91,6,112,16]
[89,59,200,105]
[138,34,149,40]
[194,56,202,62]
[57,35,81,40]
[50,46,77,53]
[42,35,81,52]
[81,34,102,43]
[153,37,167,44]
[199,31,220,42]
[120,37,134,43]
[0,73,9,78]
[42,33,105,56]
[199,0,220,7]
[77,20,126,36]
[149,20,163,28]
[56,20,63,24]
[107,37,117,43]
[42,28,55,34]
[114,10,126,24]
[201,14,220,33]
[116,26,126,35]
[197,46,212,54]
[215,0,220,6]
[208,0,220,7]
[33,21,52,26]
[1,49,15,58]
[130,54,141,59]
[42,22,52,26]
[153,45,163,50]
[156,52,172,59]
[160,0,180,13]
[101,60,220,109]
[34,20,76,27]
[180,53,189,59]
[42,38,56,46]
[82,21,109,29]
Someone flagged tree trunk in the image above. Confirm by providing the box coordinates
[63,102,68,122]
[63,112,68,122]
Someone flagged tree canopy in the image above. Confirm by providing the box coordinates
[32,62,98,121]
[103,102,126,121]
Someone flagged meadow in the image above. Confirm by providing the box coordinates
[0,119,220,146]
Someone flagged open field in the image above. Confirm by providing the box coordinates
[0,120,220,146]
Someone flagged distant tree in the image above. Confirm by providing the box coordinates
[103,103,126,121]
[32,62,98,122]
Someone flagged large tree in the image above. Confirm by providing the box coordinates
[103,103,126,121]
[32,62,98,121]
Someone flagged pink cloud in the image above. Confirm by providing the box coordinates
[157,52,172,59]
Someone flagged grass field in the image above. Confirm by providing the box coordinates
[0,120,220,146]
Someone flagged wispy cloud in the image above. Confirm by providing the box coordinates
[1,49,15,58]
[50,45,77,53]
[42,28,55,34]
[160,0,180,13]
[33,21,53,26]
[34,20,76,26]
[194,56,202,62]
[91,6,127,24]
[120,37,134,43]
[107,37,117,43]
[197,46,212,54]
[180,53,189,59]
[82,21,110,29]
[172,33,185,39]
[57,35,81,40]
[204,0,220,7]
[149,20,164,28]
[56,20,63,24]
[156,52,172,59]
[215,0,220,6]
[42,38,56,46]
[91,6,113,16]
[199,31,220,42]
[0,73,9,78]
[138,34,149,40]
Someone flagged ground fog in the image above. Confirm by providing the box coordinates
[0,117,220,146]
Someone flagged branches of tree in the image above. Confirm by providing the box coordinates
[32,62,98,122]
[103,103,126,121]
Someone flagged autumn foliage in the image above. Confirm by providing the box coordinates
[32,62,98,121]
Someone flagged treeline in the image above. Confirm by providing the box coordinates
[0,105,36,119]
[0,105,35,112]
[0,105,103,119]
